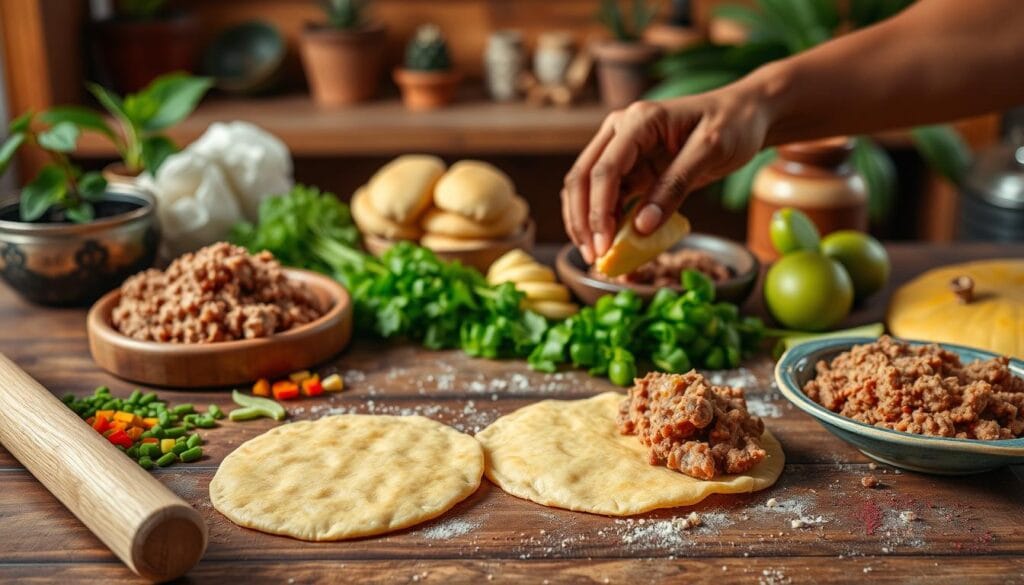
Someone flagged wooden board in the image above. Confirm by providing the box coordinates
[0,243,1022,584]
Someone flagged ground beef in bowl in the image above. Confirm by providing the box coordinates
[618,370,767,480]
[112,242,326,343]
[594,248,732,288]
[804,336,1024,440]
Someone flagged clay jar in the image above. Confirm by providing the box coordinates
[591,41,661,109]
[748,137,869,262]
[300,22,387,106]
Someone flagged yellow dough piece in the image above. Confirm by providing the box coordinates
[477,392,784,516]
[524,299,580,320]
[487,263,555,284]
[420,233,501,251]
[421,196,529,239]
[487,249,537,279]
[515,281,571,303]
[210,415,484,541]
[434,160,516,223]
[367,154,446,223]
[595,212,691,277]
[351,187,423,240]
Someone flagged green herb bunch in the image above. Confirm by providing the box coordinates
[598,0,658,42]
[322,0,369,29]
[529,270,764,385]
[0,112,107,223]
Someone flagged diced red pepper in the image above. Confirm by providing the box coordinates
[107,429,133,448]
[301,377,323,397]
[92,415,110,433]
[272,380,299,401]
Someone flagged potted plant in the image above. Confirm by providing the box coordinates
[92,0,201,93]
[45,73,212,185]
[299,0,387,106]
[591,0,662,108]
[0,113,159,306]
[393,24,461,111]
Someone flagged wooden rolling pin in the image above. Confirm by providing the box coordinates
[0,354,207,581]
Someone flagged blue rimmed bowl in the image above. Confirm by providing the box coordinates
[776,337,1024,475]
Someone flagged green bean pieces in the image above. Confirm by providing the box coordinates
[228,390,287,421]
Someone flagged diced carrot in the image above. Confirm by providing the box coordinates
[141,437,159,444]
[301,377,323,397]
[322,373,344,392]
[113,411,135,423]
[289,370,312,383]
[127,427,144,441]
[96,410,114,420]
[272,380,300,401]
[109,421,128,433]
[142,417,159,428]
[161,439,177,454]
[252,378,271,397]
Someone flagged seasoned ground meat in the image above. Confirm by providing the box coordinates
[804,336,1024,440]
[112,242,325,343]
[596,249,732,288]
[617,371,767,480]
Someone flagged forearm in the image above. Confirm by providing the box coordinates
[740,0,1024,146]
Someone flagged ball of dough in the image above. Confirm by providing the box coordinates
[421,196,529,239]
[434,160,515,223]
[368,154,446,223]
[351,186,423,240]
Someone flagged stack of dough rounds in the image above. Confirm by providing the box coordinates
[351,154,445,241]
[210,415,484,541]
[487,249,579,320]
[420,161,530,251]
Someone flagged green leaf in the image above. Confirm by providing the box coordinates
[78,172,108,202]
[88,83,131,122]
[851,136,897,222]
[37,121,80,152]
[645,70,739,100]
[20,166,67,221]
[0,133,26,177]
[8,111,32,134]
[139,74,213,132]
[141,134,178,173]
[722,148,776,210]
[40,106,115,138]
[910,125,971,184]
[65,202,96,223]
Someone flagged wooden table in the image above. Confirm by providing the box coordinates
[1,243,1022,584]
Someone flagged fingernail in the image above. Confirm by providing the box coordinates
[635,204,663,234]
[593,233,609,257]
[580,243,594,264]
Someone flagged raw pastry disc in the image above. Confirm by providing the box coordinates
[210,415,484,540]
[476,392,784,516]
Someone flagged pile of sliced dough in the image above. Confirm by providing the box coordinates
[351,155,530,251]
[487,249,579,320]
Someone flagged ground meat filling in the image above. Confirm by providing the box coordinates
[804,336,1024,440]
[594,249,732,288]
[617,371,767,480]
[112,242,325,343]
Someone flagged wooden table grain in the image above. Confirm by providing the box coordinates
[1,243,1022,585]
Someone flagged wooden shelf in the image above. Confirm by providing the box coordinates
[75,95,610,158]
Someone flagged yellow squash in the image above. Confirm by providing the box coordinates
[886,259,1024,359]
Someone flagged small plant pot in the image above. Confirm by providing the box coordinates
[102,162,142,187]
[590,40,661,109]
[0,185,160,306]
[300,22,387,106]
[92,13,201,93]
[393,69,461,111]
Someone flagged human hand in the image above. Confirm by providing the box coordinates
[562,81,774,263]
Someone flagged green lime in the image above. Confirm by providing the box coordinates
[764,250,853,331]
[769,208,821,255]
[821,230,890,301]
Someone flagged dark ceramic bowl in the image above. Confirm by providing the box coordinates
[203,21,285,94]
[555,233,759,305]
[776,337,1024,475]
[0,185,159,306]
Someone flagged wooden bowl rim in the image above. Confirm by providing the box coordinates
[87,268,352,357]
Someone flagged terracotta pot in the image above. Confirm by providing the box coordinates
[590,40,661,109]
[393,69,461,111]
[92,13,201,93]
[299,22,387,106]
[748,137,869,262]
[102,162,142,187]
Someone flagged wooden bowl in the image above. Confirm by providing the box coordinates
[363,220,536,273]
[87,269,352,388]
[555,233,760,305]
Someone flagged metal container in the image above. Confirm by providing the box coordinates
[959,142,1024,242]
[0,184,159,306]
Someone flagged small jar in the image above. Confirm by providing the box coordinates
[533,31,574,86]
[748,137,868,262]
[485,30,525,102]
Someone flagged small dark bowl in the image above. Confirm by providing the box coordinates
[203,21,285,95]
[0,185,159,306]
[777,337,1024,475]
[555,233,760,305]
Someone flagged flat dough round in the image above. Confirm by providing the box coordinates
[210,415,484,541]
[351,186,423,240]
[477,392,784,516]
[420,232,521,251]
[434,160,515,223]
[420,196,529,238]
